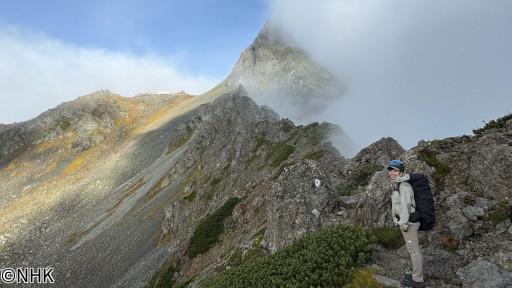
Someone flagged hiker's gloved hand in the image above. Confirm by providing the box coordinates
[399,223,408,232]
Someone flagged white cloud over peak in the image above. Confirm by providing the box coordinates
[0,26,220,124]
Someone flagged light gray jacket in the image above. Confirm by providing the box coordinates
[391,173,416,231]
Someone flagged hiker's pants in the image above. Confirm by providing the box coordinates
[401,222,424,282]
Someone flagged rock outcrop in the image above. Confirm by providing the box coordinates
[457,258,512,288]
[149,88,350,285]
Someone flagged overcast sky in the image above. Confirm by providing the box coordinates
[1,0,511,153]
[268,0,512,151]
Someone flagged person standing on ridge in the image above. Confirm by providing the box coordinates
[388,159,425,288]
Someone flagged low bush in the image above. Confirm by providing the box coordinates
[337,164,383,196]
[439,232,459,252]
[344,267,380,288]
[188,197,241,258]
[417,149,450,179]
[473,113,512,135]
[266,141,295,167]
[489,201,509,225]
[200,224,374,288]
[145,257,176,288]
[304,149,326,161]
[183,191,196,203]
[372,226,404,249]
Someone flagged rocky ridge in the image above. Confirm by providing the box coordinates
[143,91,512,287]
[0,86,511,287]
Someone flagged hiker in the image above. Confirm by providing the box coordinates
[388,159,425,288]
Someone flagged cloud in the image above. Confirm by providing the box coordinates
[0,26,220,124]
[269,0,512,151]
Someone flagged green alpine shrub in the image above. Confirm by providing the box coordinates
[200,224,374,288]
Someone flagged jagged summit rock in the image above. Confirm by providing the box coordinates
[222,22,342,119]
[352,137,405,166]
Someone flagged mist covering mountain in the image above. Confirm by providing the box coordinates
[0,23,511,288]
[224,23,341,119]
[214,22,355,157]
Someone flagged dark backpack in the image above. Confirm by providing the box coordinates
[400,173,436,231]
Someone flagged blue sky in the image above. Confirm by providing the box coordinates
[0,0,268,76]
[0,0,268,124]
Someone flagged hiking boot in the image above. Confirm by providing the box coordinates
[403,273,412,281]
[401,277,425,287]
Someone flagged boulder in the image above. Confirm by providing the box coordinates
[495,252,512,272]
[353,171,394,227]
[373,274,401,288]
[336,210,348,218]
[263,160,336,253]
[444,194,474,241]
[423,246,463,280]
[475,197,491,212]
[456,258,512,288]
[340,193,362,209]
[468,140,512,200]
[496,221,512,235]
[463,205,485,221]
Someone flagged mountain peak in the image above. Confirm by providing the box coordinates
[222,22,342,120]
[252,21,298,49]
[352,137,405,166]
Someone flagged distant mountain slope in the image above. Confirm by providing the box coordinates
[0,90,194,207]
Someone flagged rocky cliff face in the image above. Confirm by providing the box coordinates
[0,123,8,134]
[140,87,352,286]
